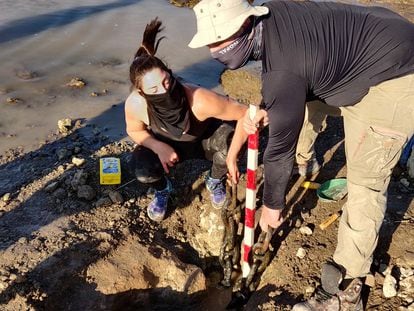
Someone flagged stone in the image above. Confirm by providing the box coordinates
[6,97,22,104]
[71,157,85,167]
[56,148,71,160]
[190,204,224,257]
[66,77,86,88]
[86,236,206,295]
[296,247,307,259]
[44,182,59,193]
[109,191,124,204]
[71,169,88,190]
[95,197,112,208]
[77,185,96,200]
[299,225,313,235]
[365,273,376,288]
[57,118,73,134]
[52,188,67,200]
[383,274,397,298]
[374,272,385,286]
[2,193,11,202]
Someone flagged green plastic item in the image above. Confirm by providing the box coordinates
[317,178,348,202]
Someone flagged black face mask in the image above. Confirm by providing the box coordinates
[142,75,190,139]
[210,19,263,70]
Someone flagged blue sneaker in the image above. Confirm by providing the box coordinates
[147,178,172,222]
[205,174,228,209]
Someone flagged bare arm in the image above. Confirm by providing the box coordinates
[186,85,251,182]
[186,85,247,121]
[226,114,249,183]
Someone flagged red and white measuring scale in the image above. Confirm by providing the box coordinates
[242,104,259,278]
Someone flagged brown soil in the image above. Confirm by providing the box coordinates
[0,1,413,311]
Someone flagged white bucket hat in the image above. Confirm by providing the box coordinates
[188,0,269,48]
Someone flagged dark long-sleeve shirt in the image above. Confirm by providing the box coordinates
[260,1,414,209]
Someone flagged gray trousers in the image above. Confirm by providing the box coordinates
[333,74,414,278]
[295,100,341,166]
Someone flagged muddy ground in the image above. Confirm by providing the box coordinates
[1,0,414,310]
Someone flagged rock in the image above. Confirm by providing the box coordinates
[95,197,112,207]
[374,272,385,286]
[365,273,376,288]
[296,247,307,259]
[66,77,86,88]
[52,188,67,200]
[77,185,96,200]
[299,225,313,235]
[56,148,71,160]
[0,281,6,291]
[44,182,59,193]
[71,169,88,190]
[109,191,124,204]
[71,157,85,167]
[383,274,397,298]
[2,193,11,202]
[86,236,206,295]
[190,204,224,257]
[6,97,22,104]
[57,118,73,134]
[305,286,315,294]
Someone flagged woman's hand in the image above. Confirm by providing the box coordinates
[155,142,179,173]
[243,109,268,135]
[226,153,240,184]
[259,205,284,232]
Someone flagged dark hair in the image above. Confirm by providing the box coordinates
[130,18,169,90]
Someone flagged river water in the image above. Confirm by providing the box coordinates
[0,0,227,154]
[0,0,412,154]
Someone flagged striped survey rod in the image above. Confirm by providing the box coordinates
[242,104,259,278]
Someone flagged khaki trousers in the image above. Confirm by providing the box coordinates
[296,100,341,165]
[333,74,414,278]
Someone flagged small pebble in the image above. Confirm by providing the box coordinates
[299,225,313,235]
[296,247,307,259]
[383,274,397,298]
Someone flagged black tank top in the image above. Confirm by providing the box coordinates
[149,106,211,142]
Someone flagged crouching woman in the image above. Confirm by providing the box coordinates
[125,18,247,221]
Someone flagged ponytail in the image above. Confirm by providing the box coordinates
[134,18,165,58]
[130,18,169,89]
